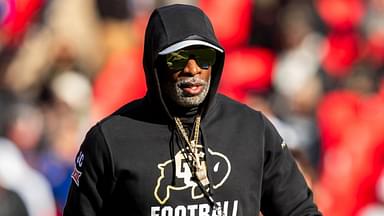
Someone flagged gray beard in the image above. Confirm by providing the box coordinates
[162,77,211,108]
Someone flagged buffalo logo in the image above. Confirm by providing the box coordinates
[154,146,231,204]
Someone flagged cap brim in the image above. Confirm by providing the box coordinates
[158,40,223,55]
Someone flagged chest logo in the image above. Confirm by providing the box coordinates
[154,147,231,204]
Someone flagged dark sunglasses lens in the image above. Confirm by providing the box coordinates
[166,50,188,70]
[193,49,216,69]
[166,48,216,70]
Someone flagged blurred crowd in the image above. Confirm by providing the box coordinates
[0,0,384,215]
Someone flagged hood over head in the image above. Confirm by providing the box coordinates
[143,4,225,120]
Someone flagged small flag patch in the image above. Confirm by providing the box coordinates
[71,167,82,187]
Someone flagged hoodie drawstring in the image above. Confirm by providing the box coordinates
[169,125,177,187]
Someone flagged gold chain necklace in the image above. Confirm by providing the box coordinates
[174,116,224,216]
[174,115,209,185]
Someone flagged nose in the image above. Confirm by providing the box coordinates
[182,59,201,76]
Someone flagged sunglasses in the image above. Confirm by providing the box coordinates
[165,48,216,71]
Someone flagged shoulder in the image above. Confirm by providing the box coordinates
[214,94,264,118]
[215,94,281,135]
[99,97,169,127]
[97,98,148,126]
[80,99,147,150]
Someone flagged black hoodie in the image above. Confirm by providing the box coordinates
[64,4,322,216]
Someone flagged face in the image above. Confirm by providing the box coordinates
[159,47,216,108]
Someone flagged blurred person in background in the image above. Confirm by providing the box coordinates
[0,90,56,216]
[91,0,148,121]
[2,0,103,99]
[64,4,320,215]
[36,70,92,214]
[2,0,105,212]
[272,1,324,168]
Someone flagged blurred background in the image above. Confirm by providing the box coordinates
[0,0,384,215]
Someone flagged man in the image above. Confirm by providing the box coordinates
[64,4,322,216]
[0,90,57,216]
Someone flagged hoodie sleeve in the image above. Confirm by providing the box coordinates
[64,123,115,216]
[260,115,322,216]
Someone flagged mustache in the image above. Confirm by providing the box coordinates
[176,77,208,88]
